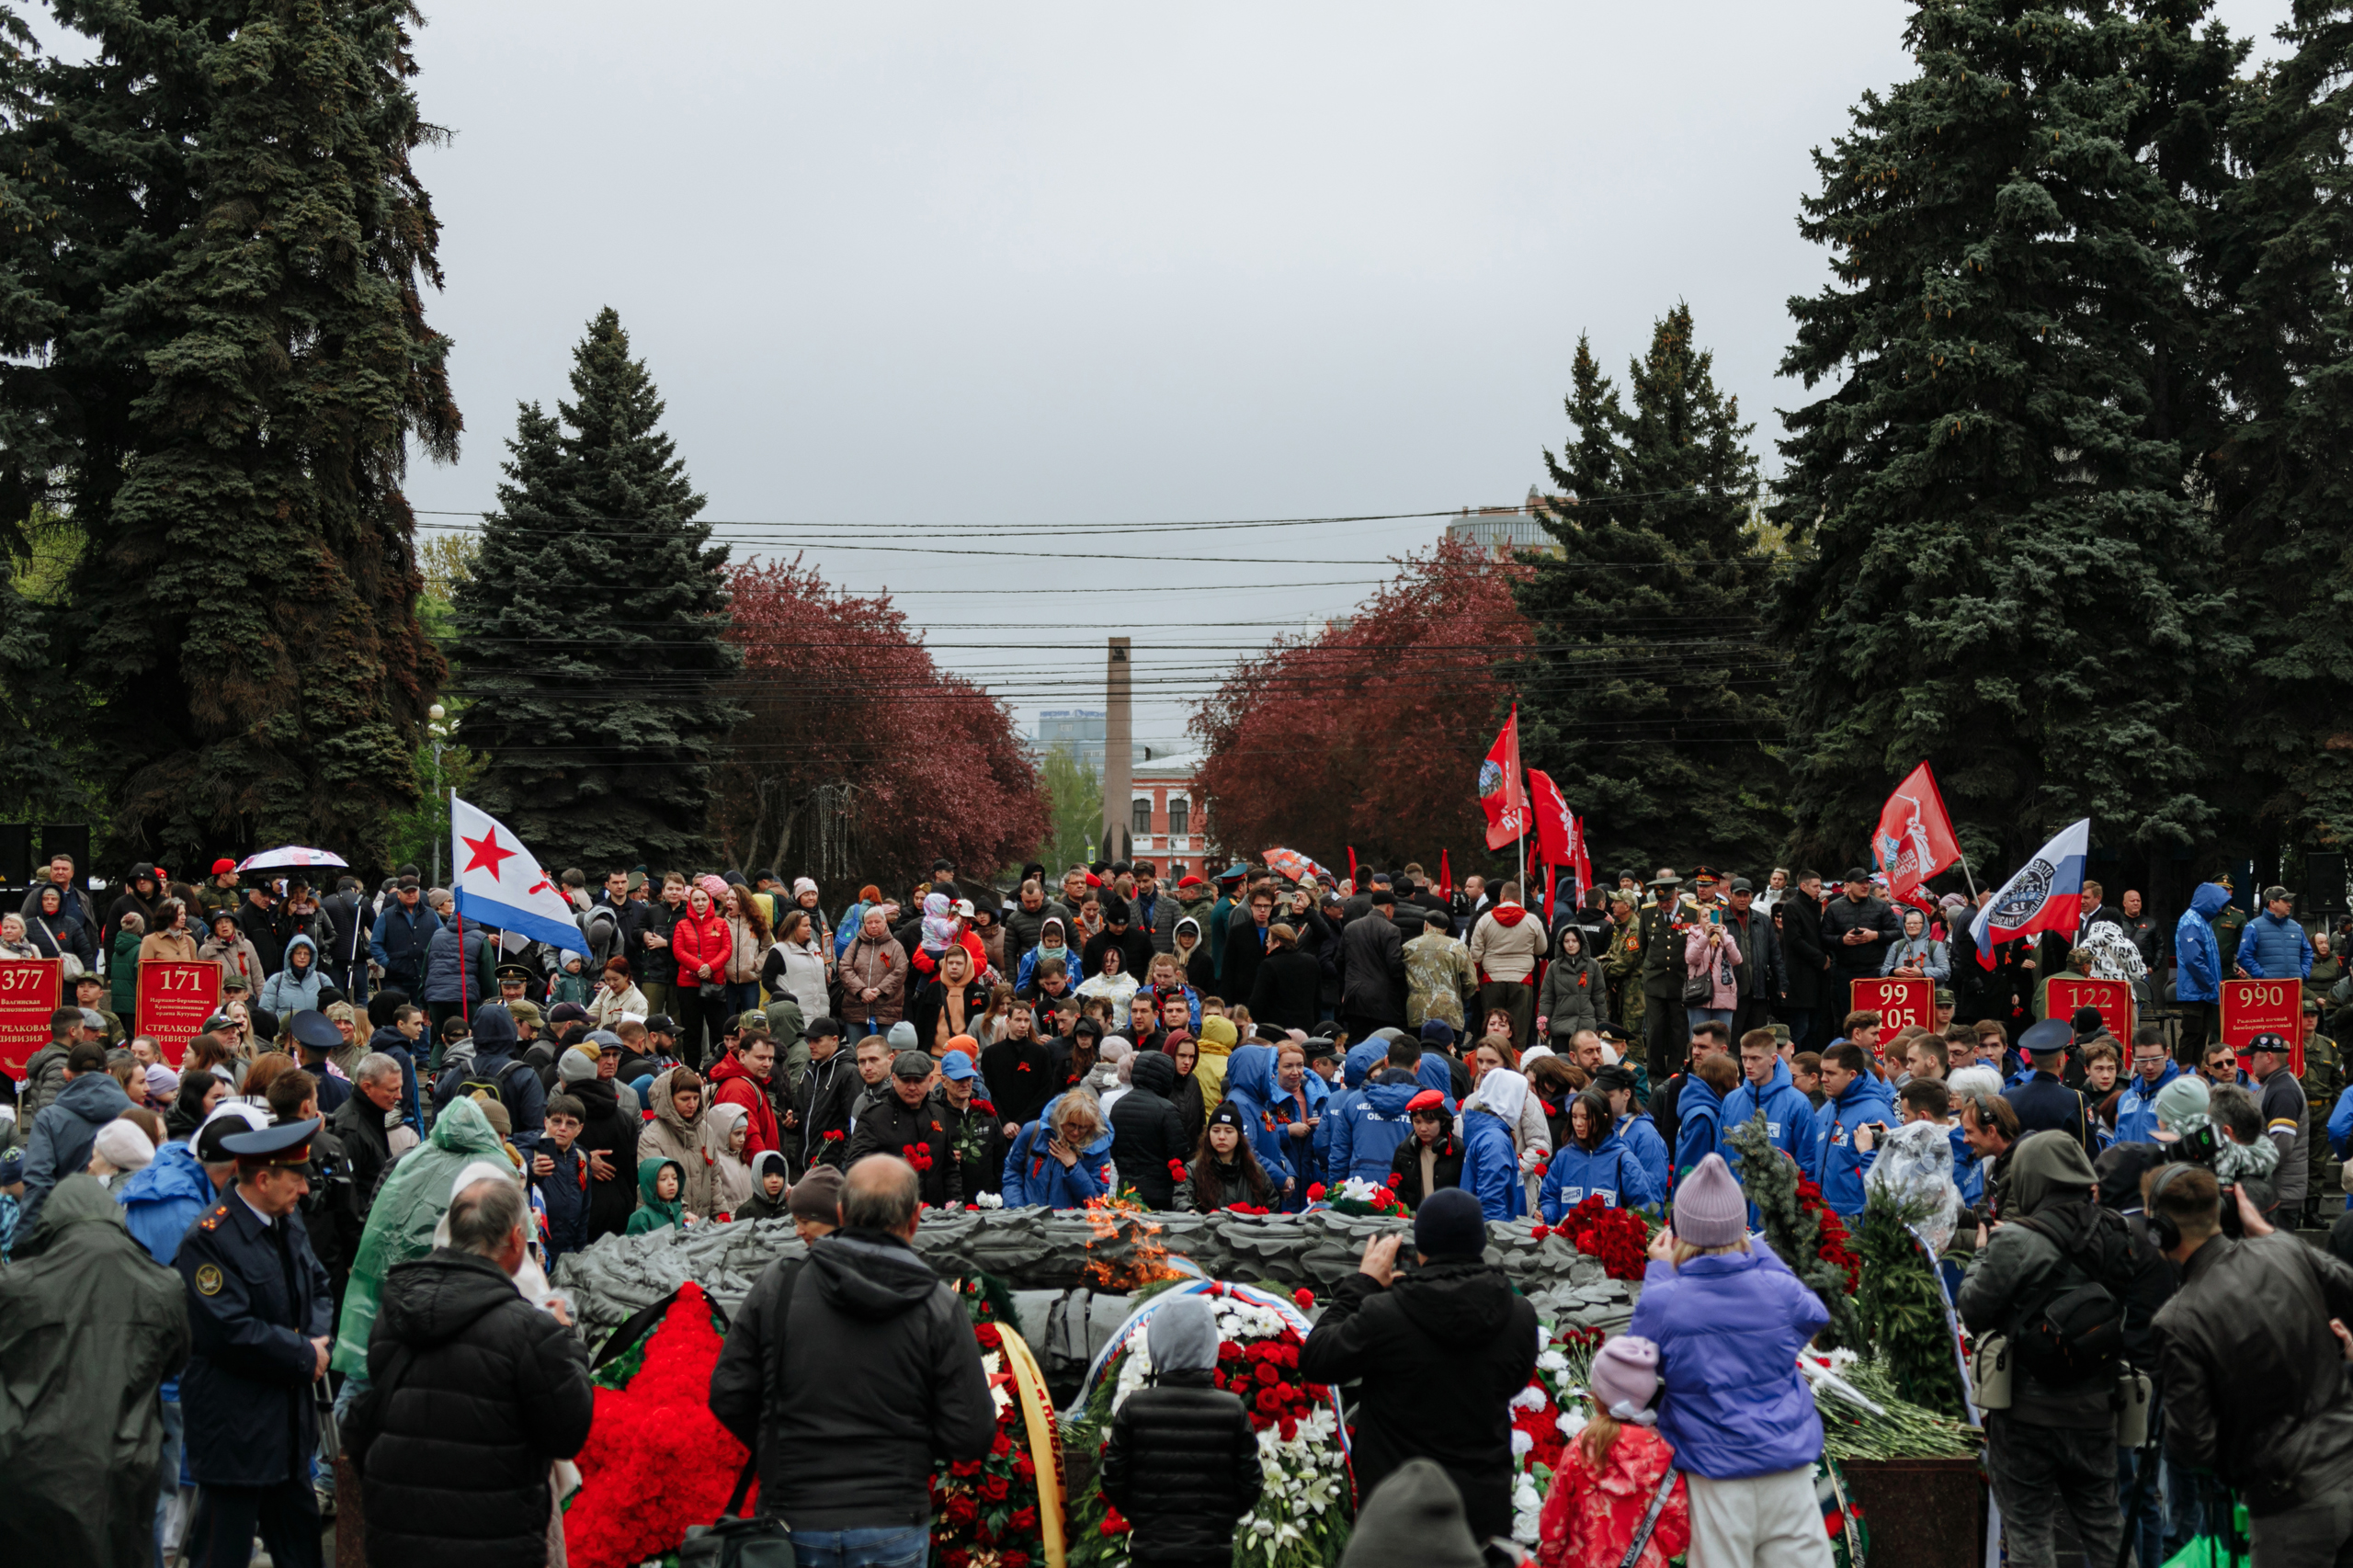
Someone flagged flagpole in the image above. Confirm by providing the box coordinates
[451,784,471,1026]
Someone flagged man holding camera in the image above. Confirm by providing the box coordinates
[2149,1162,2353,1563]
[1957,1131,2168,1568]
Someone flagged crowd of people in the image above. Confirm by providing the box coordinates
[5,844,2352,1568]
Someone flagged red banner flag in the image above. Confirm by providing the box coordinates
[1346,845,1358,894]
[1569,813,1594,903]
[1874,761,1963,903]
[1527,769,1574,866]
[1438,849,1452,895]
[1480,708,1528,851]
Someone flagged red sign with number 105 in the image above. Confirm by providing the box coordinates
[1850,977,1937,1036]
[0,958,63,1075]
[138,960,222,1066]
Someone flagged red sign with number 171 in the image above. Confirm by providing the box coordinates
[138,960,222,1066]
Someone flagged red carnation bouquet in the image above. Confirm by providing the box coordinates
[929,1276,1058,1568]
[1553,1194,1650,1279]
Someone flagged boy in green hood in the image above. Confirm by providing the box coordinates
[625,1157,688,1235]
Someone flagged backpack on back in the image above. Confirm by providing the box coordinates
[2006,1213,2131,1384]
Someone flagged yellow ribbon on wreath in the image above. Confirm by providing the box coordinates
[996,1323,1067,1568]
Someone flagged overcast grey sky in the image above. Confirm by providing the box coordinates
[395,1,2294,749]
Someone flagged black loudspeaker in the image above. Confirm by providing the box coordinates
[2308,853,2349,915]
[0,824,29,888]
[39,823,91,880]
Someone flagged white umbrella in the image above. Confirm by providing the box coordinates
[237,846,350,872]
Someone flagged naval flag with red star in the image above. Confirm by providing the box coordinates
[451,795,588,954]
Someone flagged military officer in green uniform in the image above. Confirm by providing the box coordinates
[176,1117,333,1568]
[2303,993,2344,1226]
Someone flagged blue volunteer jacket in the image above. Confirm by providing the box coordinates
[1540,1130,1663,1221]
[1617,1111,1671,1199]
[2113,1062,2180,1144]
[1810,1074,1896,1216]
[1722,1060,1817,1168]
[2174,883,2230,1004]
[1459,1105,1526,1221]
[1674,1074,1726,1185]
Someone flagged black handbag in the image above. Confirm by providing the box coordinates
[679,1457,795,1568]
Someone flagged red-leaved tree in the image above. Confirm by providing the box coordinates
[1189,539,1533,874]
[714,558,1048,892]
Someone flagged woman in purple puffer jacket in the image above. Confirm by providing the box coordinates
[1626,1152,1832,1568]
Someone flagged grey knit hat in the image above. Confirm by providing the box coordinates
[1672,1152,1746,1248]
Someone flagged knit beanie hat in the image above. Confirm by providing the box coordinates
[887,1020,919,1052]
[788,1165,844,1223]
[2153,1074,2211,1135]
[1588,1335,1661,1425]
[1413,1187,1487,1260]
[1671,1152,1746,1247]
[556,1048,599,1085]
[94,1118,155,1173]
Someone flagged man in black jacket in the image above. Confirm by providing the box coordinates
[1110,1051,1192,1207]
[1085,894,1155,983]
[329,1053,404,1221]
[1776,871,1830,1051]
[2149,1163,2353,1558]
[1341,890,1408,1040]
[1820,869,1900,994]
[843,1052,961,1207]
[1299,1187,1538,1540]
[347,1176,593,1568]
[794,1024,863,1174]
[709,1156,995,1562]
[1101,1293,1262,1565]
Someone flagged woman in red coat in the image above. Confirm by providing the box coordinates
[670,880,734,1068]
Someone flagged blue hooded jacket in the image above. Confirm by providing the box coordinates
[1415,1051,1459,1111]
[1628,1244,1827,1480]
[1721,1060,1816,1168]
[1950,1126,1985,1207]
[1313,1042,1387,1183]
[1617,1111,1670,1198]
[1810,1072,1895,1216]
[2327,1085,2353,1176]
[1218,1044,1296,1192]
[2174,882,2230,1003]
[1459,1102,1525,1221]
[1673,1074,1726,1184]
[1329,1072,1424,1186]
[118,1138,215,1267]
[2112,1061,2180,1144]
[1000,1093,1117,1209]
[2236,910,2314,982]
[1539,1128,1662,1221]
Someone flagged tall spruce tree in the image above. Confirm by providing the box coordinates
[1773,0,2234,871]
[0,0,457,866]
[1509,305,1784,875]
[452,309,741,875]
[2204,2,2353,857]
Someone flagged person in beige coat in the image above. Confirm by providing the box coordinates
[637,1065,716,1219]
[138,899,202,966]
[1468,886,1545,1047]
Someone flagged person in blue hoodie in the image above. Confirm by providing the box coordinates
[1540,1090,1663,1220]
[1720,1028,1816,1173]
[1810,1040,1896,1217]
[1218,1043,1298,1199]
[1000,1092,1117,1208]
[1310,1040,1384,1184]
[1592,1064,1669,1195]
[2174,881,2230,1059]
[2111,1030,2180,1144]
[1674,1052,1736,1187]
[1328,1037,1426,1186]
[258,932,329,1019]
[1457,1067,1528,1221]
[2235,885,2316,983]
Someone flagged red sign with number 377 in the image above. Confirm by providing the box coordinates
[0,958,62,1075]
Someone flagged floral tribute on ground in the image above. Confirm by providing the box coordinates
[931,1273,1064,1568]
[1539,1196,1651,1279]
[1065,1279,1352,1568]
[1305,1176,1409,1219]
[563,1281,750,1568]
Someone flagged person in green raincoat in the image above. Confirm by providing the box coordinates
[0,1173,190,1568]
[331,1095,506,1377]
[625,1156,688,1235]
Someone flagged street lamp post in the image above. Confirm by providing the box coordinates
[427,703,447,885]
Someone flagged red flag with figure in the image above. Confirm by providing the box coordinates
[1480,708,1528,851]
[1527,769,1574,867]
[1874,762,1963,903]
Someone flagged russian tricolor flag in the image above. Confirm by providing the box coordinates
[1971,818,2090,970]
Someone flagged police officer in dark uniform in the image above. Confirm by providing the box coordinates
[176,1118,334,1568]
[2000,1017,2096,1160]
